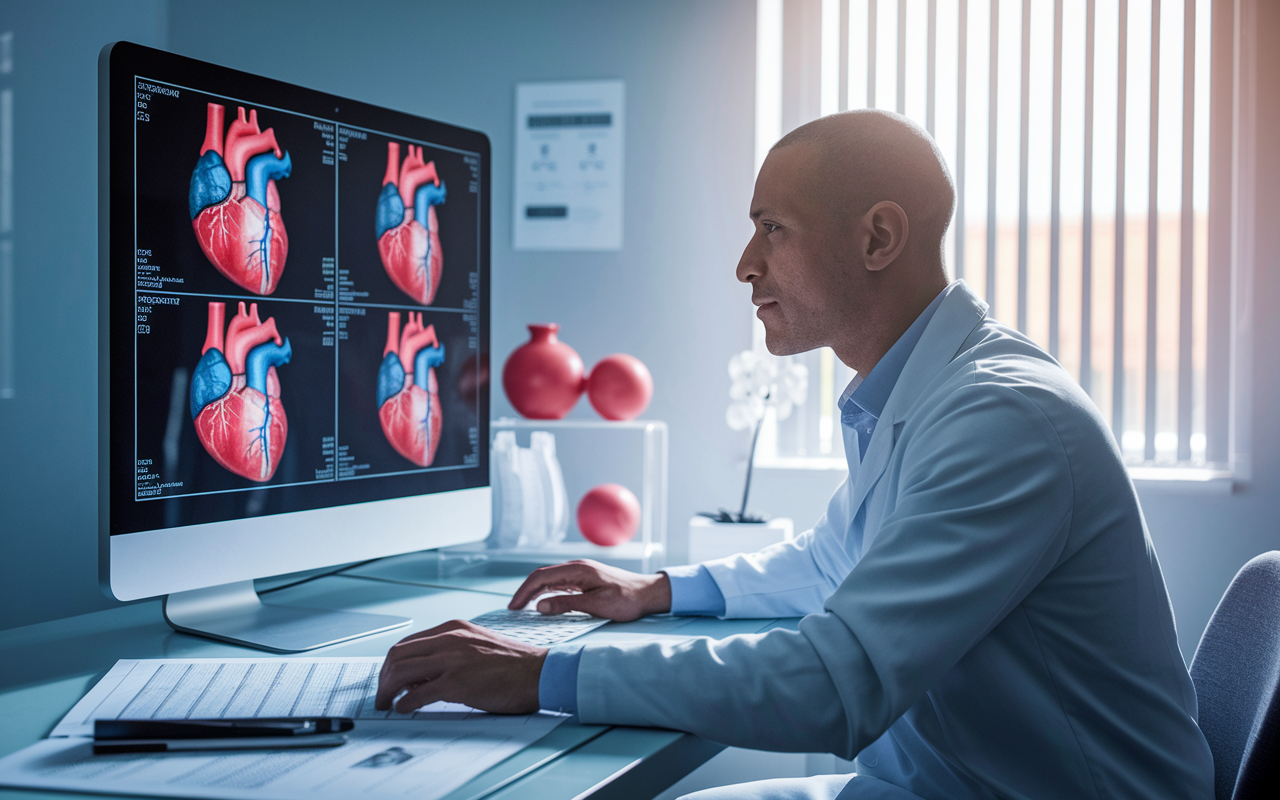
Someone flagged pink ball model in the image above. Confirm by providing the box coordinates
[577,483,642,547]
[586,354,653,421]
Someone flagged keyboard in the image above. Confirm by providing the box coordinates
[470,608,609,646]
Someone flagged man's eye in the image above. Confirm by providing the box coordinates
[763,223,779,234]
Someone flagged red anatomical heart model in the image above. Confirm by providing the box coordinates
[375,142,447,305]
[189,301,293,482]
[189,103,292,295]
[377,311,445,466]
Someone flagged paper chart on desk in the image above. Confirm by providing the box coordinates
[0,658,567,800]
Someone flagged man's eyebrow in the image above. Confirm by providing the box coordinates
[750,208,767,220]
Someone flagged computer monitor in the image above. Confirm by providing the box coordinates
[98,42,491,652]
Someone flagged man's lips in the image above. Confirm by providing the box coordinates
[755,300,778,319]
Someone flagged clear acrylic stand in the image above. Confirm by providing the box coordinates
[439,418,668,575]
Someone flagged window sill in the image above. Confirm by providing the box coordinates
[1128,466,1235,494]
[756,459,1235,493]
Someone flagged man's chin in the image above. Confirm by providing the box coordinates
[762,332,813,357]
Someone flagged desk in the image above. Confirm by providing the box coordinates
[0,557,797,800]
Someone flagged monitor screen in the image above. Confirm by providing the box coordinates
[100,42,491,605]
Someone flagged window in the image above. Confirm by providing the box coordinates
[754,0,1228,474]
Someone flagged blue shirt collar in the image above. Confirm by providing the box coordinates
[839,283,952,421]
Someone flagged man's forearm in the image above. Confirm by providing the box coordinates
[575,623,858,755]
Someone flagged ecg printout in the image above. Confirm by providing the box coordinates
[0,658,568,800]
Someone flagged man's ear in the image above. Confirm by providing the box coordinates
[859,201,909,272]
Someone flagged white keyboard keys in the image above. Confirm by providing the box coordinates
[470,608,608,646]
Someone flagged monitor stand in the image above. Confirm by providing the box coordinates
[162,580,412,653]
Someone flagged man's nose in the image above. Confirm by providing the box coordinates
[736,233,762,284]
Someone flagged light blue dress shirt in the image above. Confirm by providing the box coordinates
[537,290,947,716]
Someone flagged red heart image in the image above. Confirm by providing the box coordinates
[189,104,291,295]
[375,142,446,306]
[190,301,292,482]
[377,311,444,467]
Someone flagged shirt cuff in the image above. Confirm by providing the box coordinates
[538,644,583,714]
[663,564,727,617]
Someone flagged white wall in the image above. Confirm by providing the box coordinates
[1,0,1276,673]
[163,0,760,562]
[0,0,170,627]
[0,0,758,629]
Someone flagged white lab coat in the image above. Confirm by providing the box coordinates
[575,282,1215,799]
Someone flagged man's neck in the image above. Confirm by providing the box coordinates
[835,276,947,375]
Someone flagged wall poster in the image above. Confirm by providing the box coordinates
[513,80,624,251]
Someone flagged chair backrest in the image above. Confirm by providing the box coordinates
[1190,551,1280,800]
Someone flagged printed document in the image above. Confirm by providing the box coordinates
[0,658,567,800]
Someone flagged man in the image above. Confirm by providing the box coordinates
[377,110,1215,799]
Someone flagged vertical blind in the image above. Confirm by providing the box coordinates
[755,0,1224,469]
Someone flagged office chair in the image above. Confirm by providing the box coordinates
[1189,551,1280,800]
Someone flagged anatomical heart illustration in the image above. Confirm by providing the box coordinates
[378,311,445,467]
[189,103,293,295]
[190,301,293,482]
[376,142,447,305]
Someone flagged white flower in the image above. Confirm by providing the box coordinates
[725,348,808,431]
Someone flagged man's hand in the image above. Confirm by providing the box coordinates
[508,559,672,621]
[375,620,546,714]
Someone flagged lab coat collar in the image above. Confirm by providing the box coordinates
[844,280,990,522]
[840,283,949,422]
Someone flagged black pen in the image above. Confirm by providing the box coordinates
[93,717,354,755]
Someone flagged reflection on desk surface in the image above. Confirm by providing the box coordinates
[342,550,545,596]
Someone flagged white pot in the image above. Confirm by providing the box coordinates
[687,516,794,565]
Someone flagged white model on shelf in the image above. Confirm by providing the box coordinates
[444,418,668,574]
[487,430,569,549]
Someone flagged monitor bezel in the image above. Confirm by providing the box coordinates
[98,41,492,602]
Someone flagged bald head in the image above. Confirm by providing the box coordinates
[772,109,956,266]
[737,110,956,372]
